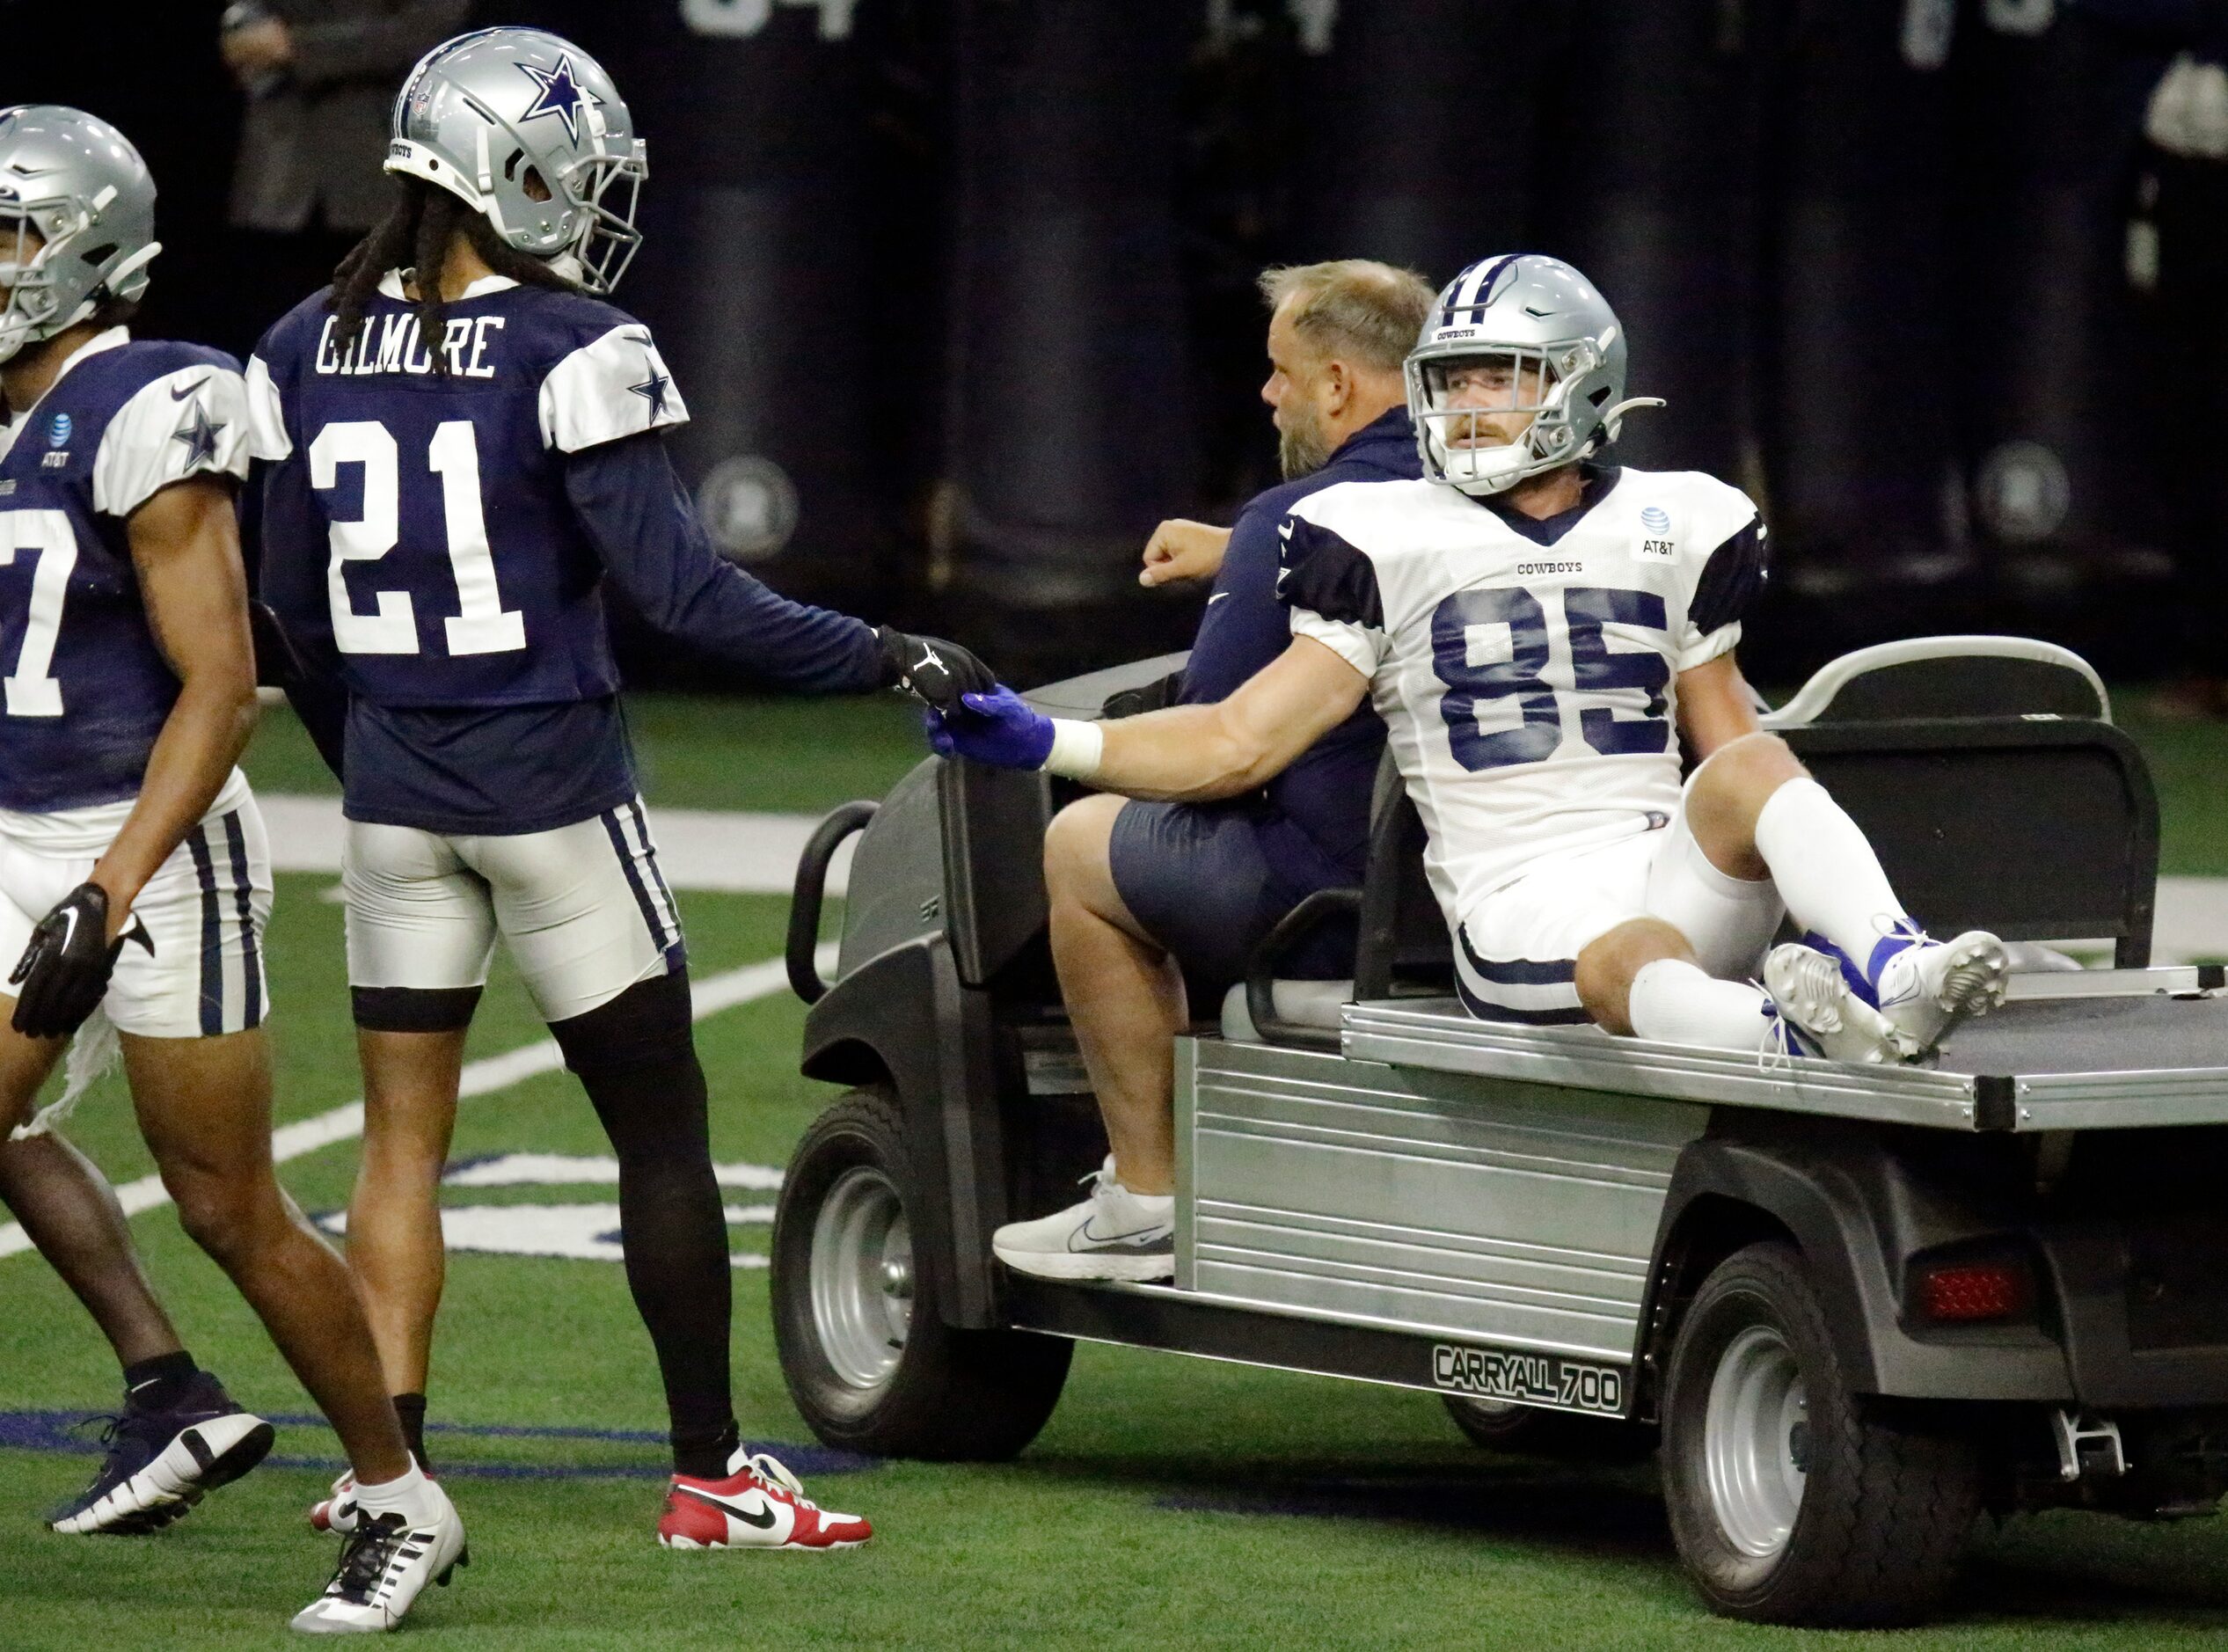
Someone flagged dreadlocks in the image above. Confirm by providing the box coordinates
[328,176,575,373]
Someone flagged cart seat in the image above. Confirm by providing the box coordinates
[1762,635,2110,727]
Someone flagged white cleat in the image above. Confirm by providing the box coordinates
[1763,944,1907,1066]
[991,1156,1174,1282]
[290,1480,466,1634]
[1873,929,2010,1058]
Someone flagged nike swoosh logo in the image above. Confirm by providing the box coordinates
[55,906,77,953]
[1277,522,1293,539]
[1071,1221,1169,1249]
[1208,591,1230,604]
[676,1486,777,1529]
[171,377,209,401]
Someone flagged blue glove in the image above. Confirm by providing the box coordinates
[922,685,1055,770]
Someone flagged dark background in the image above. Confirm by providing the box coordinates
[0,1,2191,686]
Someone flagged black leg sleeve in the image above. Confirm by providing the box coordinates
[550,969,738,1477]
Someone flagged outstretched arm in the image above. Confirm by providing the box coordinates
[933,635,1369,801]
[566,434,886,692]
[565,434,992,705]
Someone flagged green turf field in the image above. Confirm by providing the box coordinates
[6,692,2228,1649]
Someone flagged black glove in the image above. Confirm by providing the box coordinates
[9,883,140,1041]
[875,626,997,713]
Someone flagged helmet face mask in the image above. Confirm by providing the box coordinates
[387,28,646,296]
[0,106,160,365]
[1411,344,1596,494]
[1405,254,1653,498]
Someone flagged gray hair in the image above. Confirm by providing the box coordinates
[1257,259,1435,375]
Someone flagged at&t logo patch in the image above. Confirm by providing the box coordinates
[47,412,71,448]
[1637,504,1675,561]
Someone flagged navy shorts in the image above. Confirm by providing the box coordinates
[1107,799,1355,989]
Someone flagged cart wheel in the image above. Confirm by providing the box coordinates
[772,1086,1071,1459]
[1660,1240,1979,1626]
[1442,1395,1657,1464]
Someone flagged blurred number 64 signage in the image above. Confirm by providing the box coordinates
[681,0,857,40]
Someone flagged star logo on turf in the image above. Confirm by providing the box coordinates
[517,53,601,146]
[629,362,670,420]
[172,399,224,469]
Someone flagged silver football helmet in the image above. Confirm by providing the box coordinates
[388,28,646,294]
[0,106,160,365]
[1406,254,1662,496]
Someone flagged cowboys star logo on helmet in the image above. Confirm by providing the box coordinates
[516,53,601,147]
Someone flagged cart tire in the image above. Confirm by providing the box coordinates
[1661,1240,1979,1626]
[772,1086,1071,1460]
[1442,1395,1658,1464]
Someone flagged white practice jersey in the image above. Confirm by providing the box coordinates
[1279,464,1767,932]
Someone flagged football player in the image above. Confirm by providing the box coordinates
[0,106,465,1630]
[250,27,984,1551]
[932,255,2012,1276]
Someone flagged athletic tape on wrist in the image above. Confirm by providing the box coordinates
[1042,718,1105,780]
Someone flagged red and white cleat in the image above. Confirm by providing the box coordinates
[657,1450,871,1551]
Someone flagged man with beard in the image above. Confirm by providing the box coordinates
[990,259,1429,1281]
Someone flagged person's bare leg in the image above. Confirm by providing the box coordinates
[1574,917,1698,1035]
[121,1028,409,1482]
[0,1025,184,1364]
[1680,732,1808,879]
[347,1028,467,1395]
[1044,794,1186,1195]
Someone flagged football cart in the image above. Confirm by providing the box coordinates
[771,636,2228,1626]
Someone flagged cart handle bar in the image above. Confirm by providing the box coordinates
[786,800,879,1005]
[1244,886,1362,1053]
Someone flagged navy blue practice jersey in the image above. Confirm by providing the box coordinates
[250,271,691,708]
[251,273,882,836]
[0,330,249,812]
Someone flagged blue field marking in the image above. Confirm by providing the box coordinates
[0,1409,876,1480]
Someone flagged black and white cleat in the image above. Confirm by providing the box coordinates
[47,1377,274,1536]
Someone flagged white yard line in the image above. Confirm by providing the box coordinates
[0,948,825,1261]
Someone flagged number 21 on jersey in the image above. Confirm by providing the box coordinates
[1431,584,1672,771]
[311,420,525,656]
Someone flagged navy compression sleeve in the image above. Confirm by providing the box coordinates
[564,435,884,694]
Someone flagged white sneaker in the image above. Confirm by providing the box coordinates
[290,1479,466,1634]
[991,1157,1174,1282]
[1763,944,1907,1065]
[1873,929,2010,1057]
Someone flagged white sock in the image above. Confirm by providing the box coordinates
[1628,958,1777,1052]
[1751,778,1914,983]
[352,1459,441,1526]
[1102,1156,1173,1213]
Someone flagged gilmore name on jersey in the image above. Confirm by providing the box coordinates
[1277,464,1766,932]
[0,330,251,813]
[248,273,883,835]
